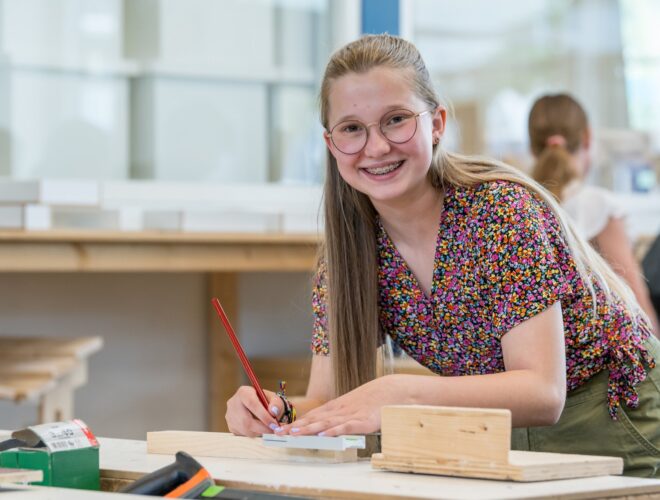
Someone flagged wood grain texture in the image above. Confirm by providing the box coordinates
[147,431,357,463]
[372,405,624,482]
[380,405,511,464]
[0,467,43,484]
[0,337,102,359]
[371,450,624,482]
[0,231,319,272]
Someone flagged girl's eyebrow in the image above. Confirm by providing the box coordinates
[332,104,414,125]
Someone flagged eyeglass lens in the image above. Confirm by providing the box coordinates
[330,109,419,154]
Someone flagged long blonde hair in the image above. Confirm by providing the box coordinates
[528,94,588,200]
[319,34,645,397]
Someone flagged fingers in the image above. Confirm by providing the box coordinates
[225,386,279,436]
[267,393,285,421]
[276,409,346,436]
[227,415,272,437]
[241,387,279,428]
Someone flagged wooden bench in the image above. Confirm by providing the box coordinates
[0,337,103,423]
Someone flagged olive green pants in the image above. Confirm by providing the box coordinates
[512,335,660,478]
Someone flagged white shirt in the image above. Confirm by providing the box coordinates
[561,182,625,241]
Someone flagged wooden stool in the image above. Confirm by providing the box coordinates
[0,337,103,423]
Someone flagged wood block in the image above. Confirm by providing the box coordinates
[0,467,43,484]
[371,405,624,482]
[380,405,511,464]
[147,431,358,463]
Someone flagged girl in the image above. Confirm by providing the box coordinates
[529,93,659,336]
[226,35,659,477]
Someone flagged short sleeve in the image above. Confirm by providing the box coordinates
[479,183,575,337]
[311,260,330,355]
[562,185,625,240]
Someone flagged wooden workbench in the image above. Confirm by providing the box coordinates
[0,230,320,432]
[97,436,660,499]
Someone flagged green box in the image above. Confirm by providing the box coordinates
[1,420,100,490]
[0,442,99,490]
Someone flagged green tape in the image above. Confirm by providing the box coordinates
[202,485,225,497]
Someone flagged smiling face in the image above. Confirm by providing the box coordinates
[324,66,445,209]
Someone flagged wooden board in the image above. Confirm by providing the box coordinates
[147,431,357,463]
[0,337,103,359]
[0,357,76,377]
[371,405,624,482]
[0,467,43,484]
[371,450,624,482]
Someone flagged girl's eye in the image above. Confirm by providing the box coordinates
[340,122,364,134]
[384,114,411,127]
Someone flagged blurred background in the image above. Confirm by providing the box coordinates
[0,0,658,439]
[1,0,659,189]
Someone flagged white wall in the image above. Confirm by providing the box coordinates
[0,272,313,439]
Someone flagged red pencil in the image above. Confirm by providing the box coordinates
[211,297,270,411]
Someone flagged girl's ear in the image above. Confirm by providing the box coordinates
[432,106,447,143]
[323,131,334,153]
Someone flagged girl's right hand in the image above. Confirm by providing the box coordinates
[225,386,282,437]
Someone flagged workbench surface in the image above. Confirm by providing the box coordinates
[98,437,660,500]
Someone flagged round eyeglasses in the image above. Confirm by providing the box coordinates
[327,108,432,155]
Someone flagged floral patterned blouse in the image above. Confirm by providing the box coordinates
[311,181,655,418]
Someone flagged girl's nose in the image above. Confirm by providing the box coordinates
[363,127,391,157]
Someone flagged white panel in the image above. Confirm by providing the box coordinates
[274,86,325,184]
[9,70,128,179]
[158,0,274,74]
[279,7,315,71]
[2,0,124,66]
[0,59,10,177]
[138,79,268,182]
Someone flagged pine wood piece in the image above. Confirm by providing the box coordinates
[371,405,624,482]
[0,230,320,272]
[147,431,358,463]
[0,468,43,484]
[0,336,102,360]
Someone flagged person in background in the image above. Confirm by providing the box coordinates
[528,93,659,337]
[226,35,659,477]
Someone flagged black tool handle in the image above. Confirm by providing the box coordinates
[120,451,203,496]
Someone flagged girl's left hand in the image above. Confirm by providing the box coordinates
[275,374,408,436]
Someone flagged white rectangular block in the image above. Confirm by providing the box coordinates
[0,180,99,206]
[262,434,365,451]
[0,204,51,230]
[50,207,141,231]
[181,210,279,233]
[143,210,181,232]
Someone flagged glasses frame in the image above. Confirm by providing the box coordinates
[327,108,432,155]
